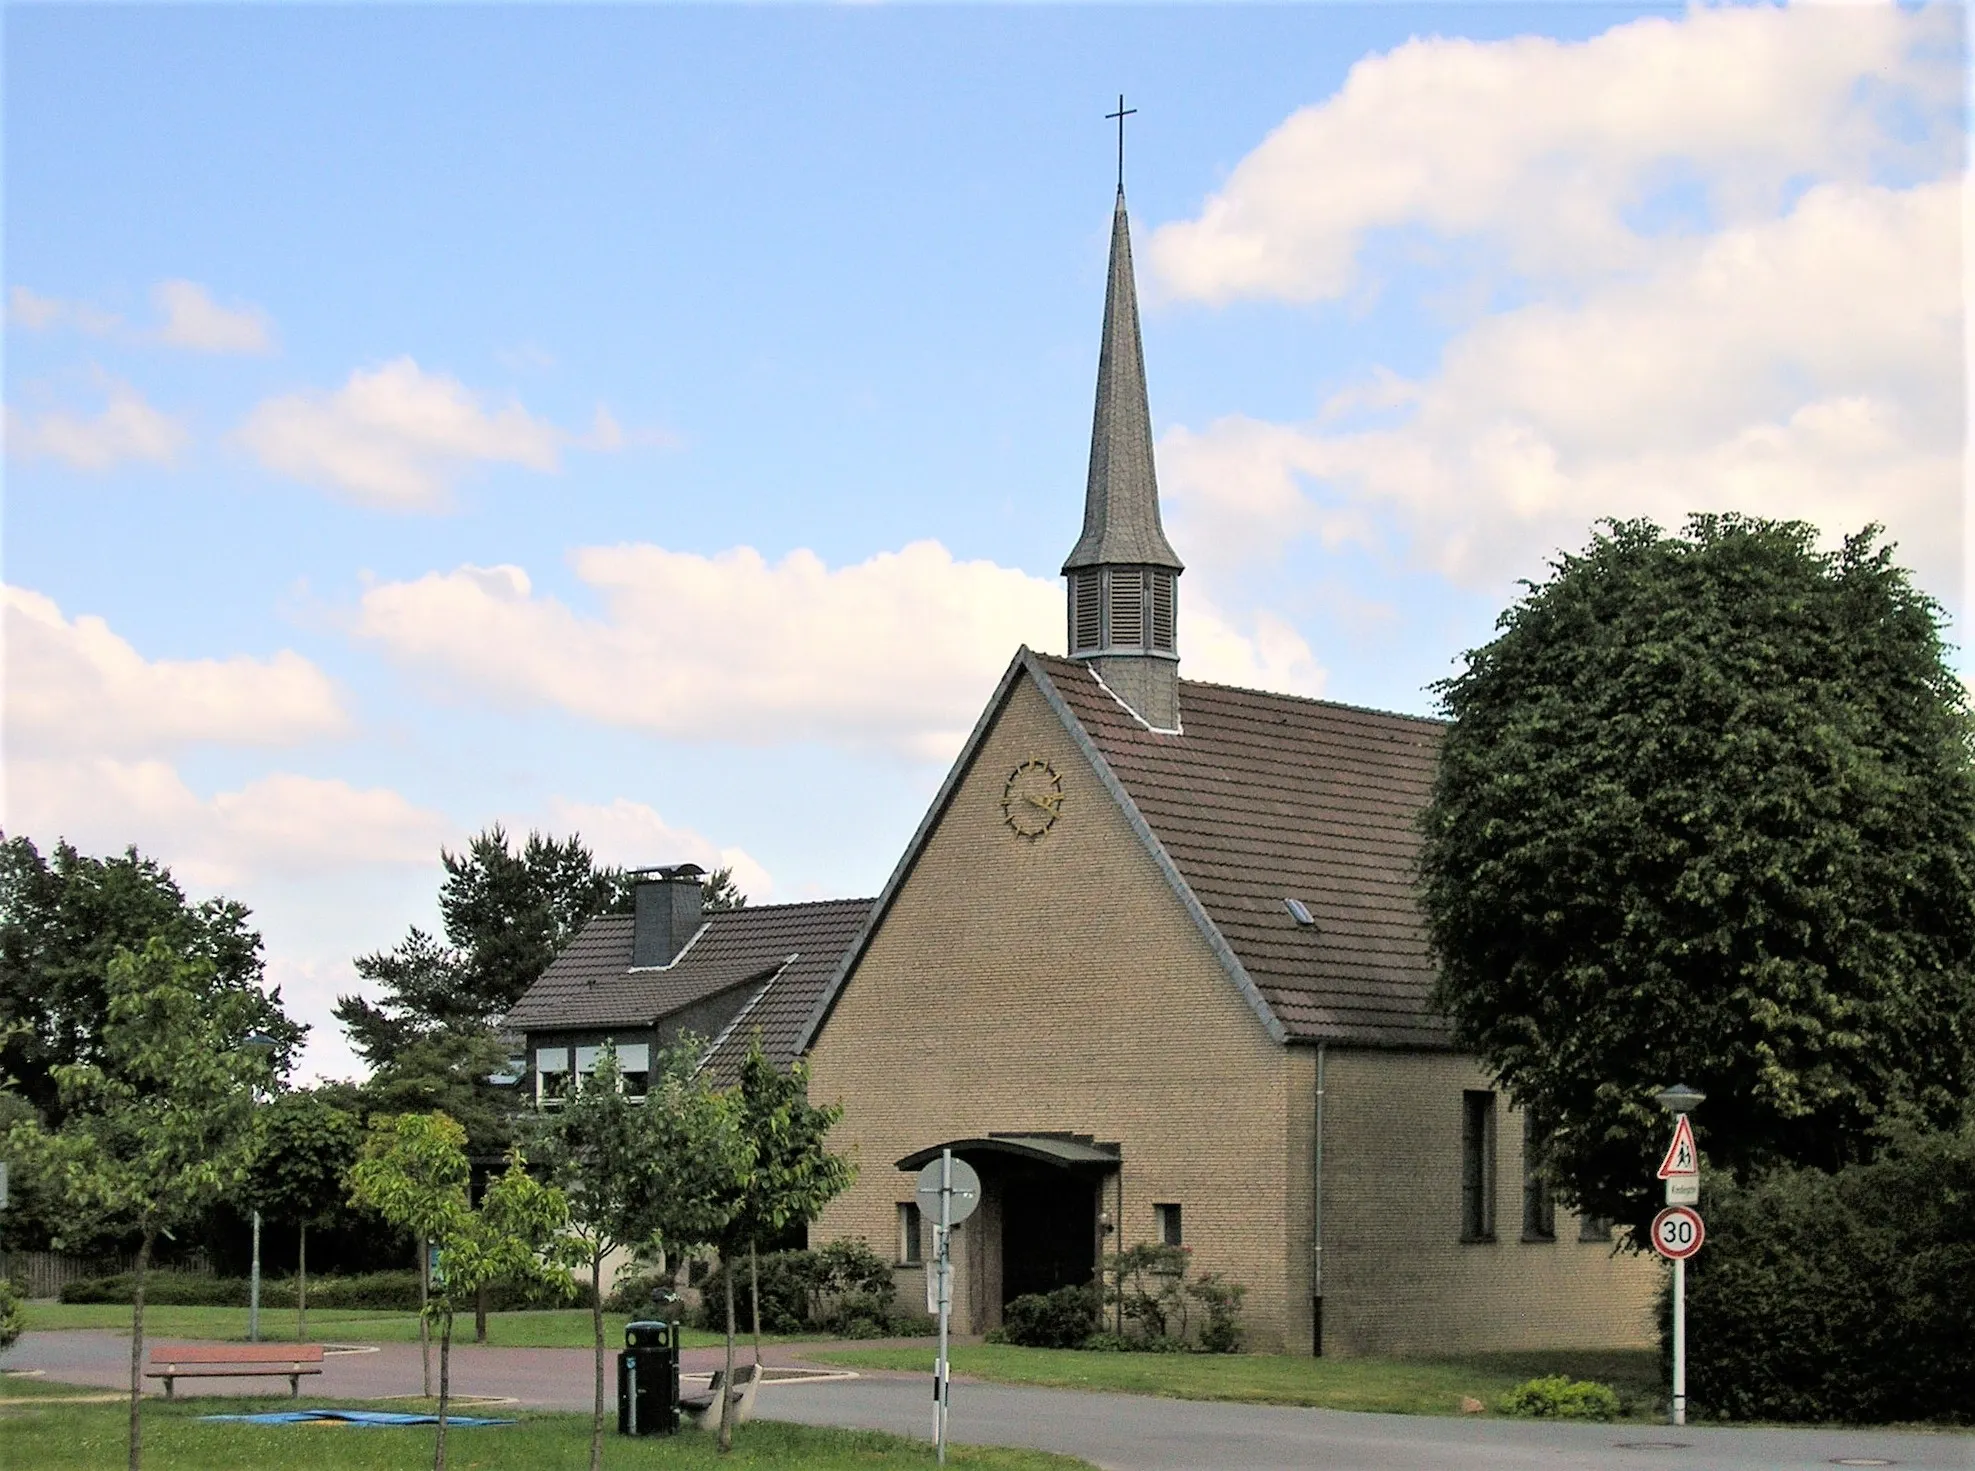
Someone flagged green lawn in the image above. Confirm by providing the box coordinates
[0,1393,1093,1470]
[805,1344,1663,1419]
[22,1303,795,1352]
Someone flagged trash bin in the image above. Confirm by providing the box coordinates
[617,1319,679,1435]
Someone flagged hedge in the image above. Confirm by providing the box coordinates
[1668,1124,1974,1424]
[59,1270,595,1312]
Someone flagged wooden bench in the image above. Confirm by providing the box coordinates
[146,1343,325,1399]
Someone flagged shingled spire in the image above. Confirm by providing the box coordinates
[1062,187,1184,732]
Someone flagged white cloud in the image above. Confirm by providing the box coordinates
[4,585,349,756]
[234,357,565,510]
[356,538,1325,762]
[151,278,275,354]
[4,380,189,470]
[535,796,775,903]
[1163,178,1962,598]
[2,757,451,889]
[1152,3,1956,305]
[7,285,121,336]
[1,586,443,890]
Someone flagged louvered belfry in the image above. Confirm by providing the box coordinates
[1062,187,1184,731]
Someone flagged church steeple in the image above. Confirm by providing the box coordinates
[1062,186,1183,732]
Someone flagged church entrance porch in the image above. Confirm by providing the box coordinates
[897,1133,1119,1335]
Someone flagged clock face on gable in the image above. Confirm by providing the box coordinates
[1001,759,1064,839]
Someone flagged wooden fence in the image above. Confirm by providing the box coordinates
[3,1250,210,1300]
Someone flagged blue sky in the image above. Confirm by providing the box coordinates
[5,2,1964,1080]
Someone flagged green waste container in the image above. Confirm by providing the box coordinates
[617,1319,679,1435]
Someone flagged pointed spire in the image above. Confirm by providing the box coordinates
[1061,190,1183,574]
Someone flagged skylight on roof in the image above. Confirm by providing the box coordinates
[1284,897,1316,927]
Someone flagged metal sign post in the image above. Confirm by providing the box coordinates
[915,1152,980,1466]
[1651,1084,1706,1428]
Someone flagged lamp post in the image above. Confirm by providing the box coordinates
[1653,1083,1705,1426]
[241,1032,279,1345]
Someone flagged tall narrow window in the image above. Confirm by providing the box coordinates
[1109,569,1144,648]
[1578,1215,1613,1243]
[898,1202,923,1264]
[1521,1113,1555,1241]
[1072,570,1103,654]
[1149,571,1176,652]
[1154,1202,1183,1247]
[1461,1090,1497,1241]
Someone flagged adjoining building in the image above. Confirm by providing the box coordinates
[505,862,871,1105]
[506,183,1658,1357]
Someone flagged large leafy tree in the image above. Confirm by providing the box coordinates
[8,937,271,1471]
[0,836,301,1121]
[1419,516,1975,1235]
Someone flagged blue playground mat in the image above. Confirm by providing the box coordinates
[199,1409,515,1427]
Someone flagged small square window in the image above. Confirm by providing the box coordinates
[898,1203,923,1264]
[1154,1203,1183,1247]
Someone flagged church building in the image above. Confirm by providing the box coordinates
[792,186,1657,1355]
[508,183,1658,1357]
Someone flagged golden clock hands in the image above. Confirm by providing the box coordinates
[1024,792,1062,814]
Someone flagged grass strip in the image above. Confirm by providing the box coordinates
[0,1393,1093,1469]
[802,1344,1664,1419]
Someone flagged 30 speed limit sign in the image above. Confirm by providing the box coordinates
[1651,1205,1705,1260]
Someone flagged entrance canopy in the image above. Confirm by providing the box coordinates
[896,1133,1119,1172]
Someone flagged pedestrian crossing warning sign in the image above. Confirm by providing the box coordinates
[1657,1114,1699,1178]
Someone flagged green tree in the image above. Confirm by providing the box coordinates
[11,937,270,1471]
[543,1039,748,1470]
[729,1038,854,1373]
[701,866,748,913]
[1419,516,1975,1234]
[336,828,631,1064]
[243,1089,361,1340]
[349,1113,574,1471]
[336,827,631,1154]
[0,836,301,1122]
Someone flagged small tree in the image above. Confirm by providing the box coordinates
[26,937,269,1471]
[244,1089,360,1340]
[707,1038,854,1451]
[348,1113,576,1471]
[543,1040,736,1471]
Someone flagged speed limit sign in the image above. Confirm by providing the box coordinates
[1651,1205,1705,1260]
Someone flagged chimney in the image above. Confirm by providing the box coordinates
[631,863,706,969]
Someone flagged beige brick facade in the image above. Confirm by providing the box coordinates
[807,668,1658,1356]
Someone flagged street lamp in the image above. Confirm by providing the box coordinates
[240,1032,279,1345]
[1653,1082,1704,1427]
[1654,1083,1706,1117]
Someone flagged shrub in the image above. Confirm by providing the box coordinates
[0,1279,22,1352]
[693,1239,906,1336]
[1668,1125,1975,1424]
[1498,1375,1621,1420]
[997,1285,1101,1349]
[1076,1329,1187,1353]
[1187,1273,1246,1353]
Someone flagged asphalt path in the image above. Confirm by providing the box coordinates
[5,1329,1968,1471]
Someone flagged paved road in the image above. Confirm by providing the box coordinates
[5,1330,1967,1471]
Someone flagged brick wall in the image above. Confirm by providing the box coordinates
[808,672,1303,1351]
[1319,1048,1659,1353]
[807,668,1660,1357]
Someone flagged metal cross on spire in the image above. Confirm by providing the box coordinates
[1106,94,1137,193]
